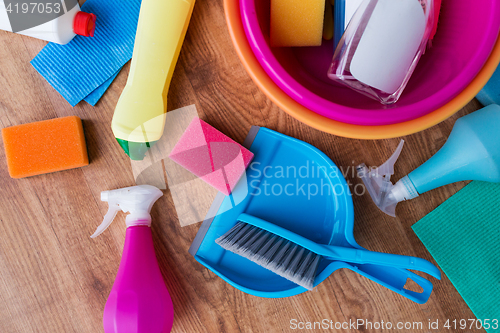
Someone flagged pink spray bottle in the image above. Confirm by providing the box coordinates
[91,185,174,333]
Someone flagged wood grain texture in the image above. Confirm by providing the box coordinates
[0,1,485,332]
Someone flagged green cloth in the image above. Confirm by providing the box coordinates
[413,182,500,332]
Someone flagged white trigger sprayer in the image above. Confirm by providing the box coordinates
[357,105,500,217]
[91,185,163,238]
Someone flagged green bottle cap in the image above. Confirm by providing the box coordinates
[116,138,158,161]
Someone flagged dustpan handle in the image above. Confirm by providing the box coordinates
[344,263,435,304]
[322,245,441,279]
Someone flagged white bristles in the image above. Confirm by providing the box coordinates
[215,222,321,290]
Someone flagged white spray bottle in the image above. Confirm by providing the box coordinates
[91,185,174,333]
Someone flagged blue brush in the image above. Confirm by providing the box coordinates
[216,214,441,290]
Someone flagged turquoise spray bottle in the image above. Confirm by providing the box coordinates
[358,104,500,216]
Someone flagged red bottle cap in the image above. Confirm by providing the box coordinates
[73,11,97,37]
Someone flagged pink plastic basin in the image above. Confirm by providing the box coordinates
[240,0,500,125]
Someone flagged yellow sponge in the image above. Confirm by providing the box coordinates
[271,0,325,47]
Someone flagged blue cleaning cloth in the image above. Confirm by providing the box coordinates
[476,65,500,106]
[31,0,141,106]
[83,69,120,106]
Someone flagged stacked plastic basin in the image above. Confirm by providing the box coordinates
[225,0,500,139]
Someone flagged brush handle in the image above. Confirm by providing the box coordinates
[237,213,441,280]
[236,214,440,303]
[321,245,441,279]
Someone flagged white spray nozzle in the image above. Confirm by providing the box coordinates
[91,185,163,238]
[356,140,406,217]
[101,191,110,202]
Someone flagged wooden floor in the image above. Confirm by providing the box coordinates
[0,1,484,332]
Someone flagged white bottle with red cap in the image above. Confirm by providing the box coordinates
[0,0,96,45]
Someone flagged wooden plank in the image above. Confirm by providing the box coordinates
[0,0,482,331]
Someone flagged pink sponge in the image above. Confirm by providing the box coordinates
[169,118,254,195]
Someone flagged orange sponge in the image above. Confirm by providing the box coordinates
[2,116,89,178]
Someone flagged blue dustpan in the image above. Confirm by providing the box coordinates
[189,127,437,303]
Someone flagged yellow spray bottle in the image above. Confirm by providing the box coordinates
[112,0,195,160]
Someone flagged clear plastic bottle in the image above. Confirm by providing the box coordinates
[328,0,435,104]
